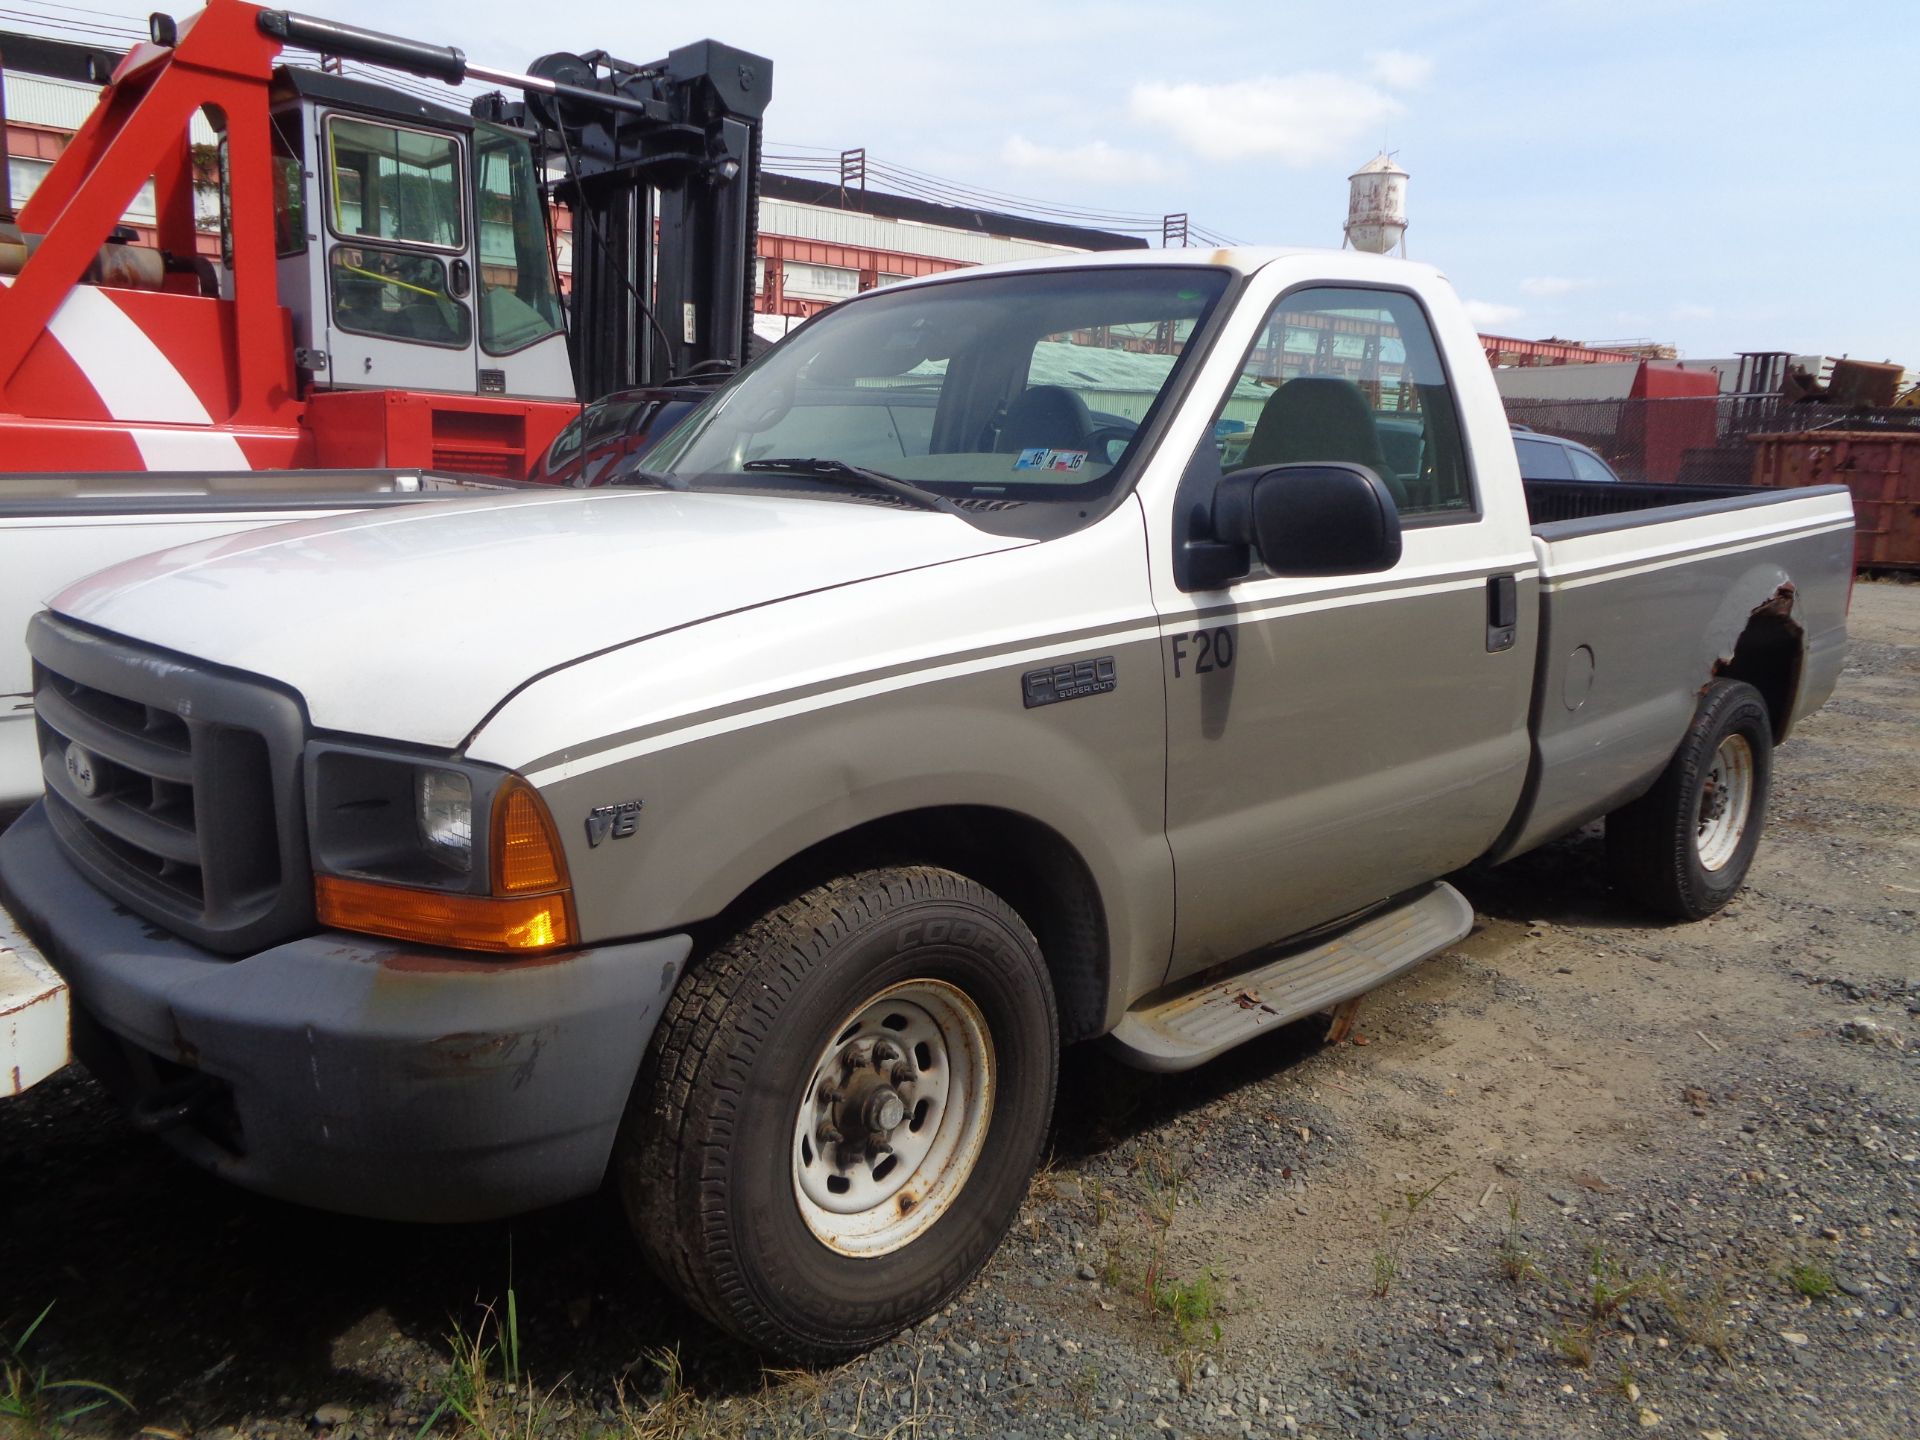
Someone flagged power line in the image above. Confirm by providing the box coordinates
[764,143,1242,246]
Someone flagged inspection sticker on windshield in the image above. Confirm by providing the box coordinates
[1014,447,1087,472]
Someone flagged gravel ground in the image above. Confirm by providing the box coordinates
[2,580,1915,1440]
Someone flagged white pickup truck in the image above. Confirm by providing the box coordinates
[0,249,1852,1360]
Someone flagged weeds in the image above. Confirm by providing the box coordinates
[0,1304,132,1439]
[1784,1261,1836,1300]
[1495,1197,1541,1286]
[1584,1244,1656,1320]
[1550,1321,1595,1368]
[1151,1270,1223,1345]
[1065,1363,1101,1421]
[1086,1177,1114,1229]
[1653,1270,1734,1360]
[1370,1172,1454,1298]
[417,1270,544,1440]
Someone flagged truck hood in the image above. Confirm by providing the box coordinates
[50,488,1026,748]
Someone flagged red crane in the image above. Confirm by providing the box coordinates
[0,0,770,478]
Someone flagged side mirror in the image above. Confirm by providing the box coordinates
[1213,462,1402,577]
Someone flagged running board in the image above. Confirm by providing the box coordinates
[1108,882,1473,1072]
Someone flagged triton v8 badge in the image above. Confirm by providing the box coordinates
[585,799,644,847]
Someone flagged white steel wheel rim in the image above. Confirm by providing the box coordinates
[1696,733,1755,872]
[791,979,994,1258]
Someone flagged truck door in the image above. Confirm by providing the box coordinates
[1155,283,1536,983]
[317,112,478,393]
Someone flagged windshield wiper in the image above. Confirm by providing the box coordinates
[740,457,964,516]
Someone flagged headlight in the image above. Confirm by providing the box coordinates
[416,767,473,874]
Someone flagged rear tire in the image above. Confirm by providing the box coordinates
[617,866,1057,1362]
[1606,678,1773,920]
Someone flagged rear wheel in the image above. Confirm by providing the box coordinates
[1606,678,1773,919]
[618,866,1057,1361]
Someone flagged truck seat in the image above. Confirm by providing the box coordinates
[996,385,1096,455]
[1241,377,1406,505]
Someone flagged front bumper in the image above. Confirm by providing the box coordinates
[0,803,690,1221]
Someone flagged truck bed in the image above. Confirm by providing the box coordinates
[1492,479,1856,862]
[1523,476,1762,528]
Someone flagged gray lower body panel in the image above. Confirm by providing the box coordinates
[0,804,689,1222]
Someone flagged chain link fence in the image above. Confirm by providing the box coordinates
[1502,396,1920,486]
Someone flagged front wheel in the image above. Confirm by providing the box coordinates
[1606,678,1774,919]
[617,866,1057,1362]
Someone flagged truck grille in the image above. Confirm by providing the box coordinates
[28,613,313,955]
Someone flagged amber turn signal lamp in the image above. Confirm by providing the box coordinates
[315,777,578,953]
[493,777,567,895]
[316,875,574,952]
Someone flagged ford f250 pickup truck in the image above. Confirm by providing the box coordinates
[0,249,1853,1361]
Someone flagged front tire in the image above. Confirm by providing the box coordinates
[1606,678,1773,919]
[618,866,1057,1362]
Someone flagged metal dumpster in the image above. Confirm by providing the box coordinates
[1751,430,1920,570]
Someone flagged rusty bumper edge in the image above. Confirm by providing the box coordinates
[1,892,70,1097]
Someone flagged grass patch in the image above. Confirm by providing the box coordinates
[1653,1270,1734,1360]
[1,1303,133,1439]
[1784,1261,1836,1300]
[1150,1269,1222,1345]
[1370,1172,1453,1298]
[1495,1197,1542,1286]
[1550,1321,1595,1368]
[1584,1244,1656,1321]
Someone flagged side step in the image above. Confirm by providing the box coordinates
[1108,882,1473,1072]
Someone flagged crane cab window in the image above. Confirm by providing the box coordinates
[325,116,464,250]
[329,247,472,348]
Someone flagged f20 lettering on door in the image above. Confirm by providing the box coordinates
[1170,628,1235,679]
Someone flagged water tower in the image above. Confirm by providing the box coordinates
[1343,153,1408,256]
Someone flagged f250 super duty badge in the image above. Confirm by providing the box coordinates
[1022,656,1117,709]
[585,799,644,847]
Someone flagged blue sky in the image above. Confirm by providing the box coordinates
[17,1,1915,365]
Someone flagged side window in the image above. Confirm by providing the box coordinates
[326,117,463,249]
[473,124,565,354]
[1213,286,1474,522]
[270,117,307,259]
[1567,446,1619,484]
[1514,436,1573,480]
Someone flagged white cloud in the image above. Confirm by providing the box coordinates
[1128,74,1403,166]
[1520,276,1595,298]
[1367,50,1433,90]
[1463,299,1525,329]
[1000,134,1171,185]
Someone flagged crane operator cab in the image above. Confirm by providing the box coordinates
[257,69,572,400]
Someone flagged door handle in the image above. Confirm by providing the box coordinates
[1486,574,1518,653]
[448,258,471,299]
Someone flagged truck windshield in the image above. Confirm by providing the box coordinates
[646,267,1231,526]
